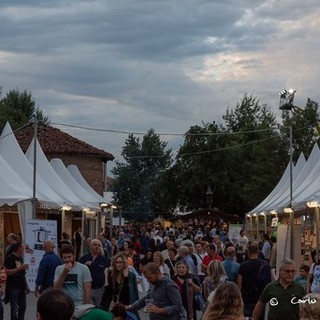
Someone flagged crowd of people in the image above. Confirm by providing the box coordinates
[1,222,320,320]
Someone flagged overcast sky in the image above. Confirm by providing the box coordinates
[1,0,320,175]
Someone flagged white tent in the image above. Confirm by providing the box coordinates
[67,164,107,204]
[0,123,64,208]
[25,138,89,210]
[0,122,109,238]
[250,143,320,214]
[50,158,105,208]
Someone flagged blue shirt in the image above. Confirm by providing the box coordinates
[79,253,109,289]
[222,258,240,282]
[35,251,63,291]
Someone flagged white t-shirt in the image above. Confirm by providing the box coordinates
[54,262,92,306]
[236,235,249,250]
[195,252,207,276]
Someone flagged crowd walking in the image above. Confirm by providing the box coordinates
[1,223,320,320]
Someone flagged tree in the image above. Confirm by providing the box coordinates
[280,98,320,160]
[0,87,49,131]
[111,129,172,221]
[169,94,287,215]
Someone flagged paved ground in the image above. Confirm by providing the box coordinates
[3,293,151,320]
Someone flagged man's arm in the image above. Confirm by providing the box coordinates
[252,300,265,320]
[54,264,71,289]
[83,281,91,304]
[201,263,208,274]
[35,259,46,292]
[6,264,28,276]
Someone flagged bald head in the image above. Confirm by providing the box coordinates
[43,240,55,253]
[225,246,235,258]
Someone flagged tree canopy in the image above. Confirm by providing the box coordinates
[113,94,320,218]
[0,87,49,131]
[111,129,172,221]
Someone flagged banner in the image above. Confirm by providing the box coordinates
[24,220,58,291]
[228,224,244,241]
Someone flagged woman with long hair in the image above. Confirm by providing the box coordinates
[203,260,227,300]
[153,251,170,277]
[202,282,244,320]
[172,260,201,320]
[100,253,140,319]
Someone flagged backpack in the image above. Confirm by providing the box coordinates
[255,261,271,293]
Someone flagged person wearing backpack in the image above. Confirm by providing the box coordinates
[237,243,271,319]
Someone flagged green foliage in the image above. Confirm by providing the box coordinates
[0,87,49,131]
[281,98,320,160]
[169,94,290,215]
[111,129,172,221]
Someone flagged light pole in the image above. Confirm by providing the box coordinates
[206,186,213,209]
[32,116,38,219]
[279,89,296,260]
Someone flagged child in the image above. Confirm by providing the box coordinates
[295,264,309,293]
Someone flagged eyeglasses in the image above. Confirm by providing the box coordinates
[281,269,295,273]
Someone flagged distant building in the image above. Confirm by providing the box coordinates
[15,124,114,195]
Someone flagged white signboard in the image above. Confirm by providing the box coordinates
[24,220,58,291]
[228,224,244,241]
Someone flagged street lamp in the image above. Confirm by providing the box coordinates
[279,89,296,260]
[279,89,296,111]
[206,186,213,209]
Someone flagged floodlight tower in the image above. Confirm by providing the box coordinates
[279,89,296,260]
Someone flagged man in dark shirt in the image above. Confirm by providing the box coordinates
[35,240,63,295]
[5,242,29,320]
[237,243,271,318]
[129,262,183,320]
[5,233,18,258]
[74,227,82,261]
[79,239,109,306]
[253,258,304,320]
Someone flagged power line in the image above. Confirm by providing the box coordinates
[51,122,277,137]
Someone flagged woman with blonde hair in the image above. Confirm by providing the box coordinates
[299,293,320,320]
[100,253,140,319]
[202,281,244,320]
[153,251,170,277]
[203,260,227,300]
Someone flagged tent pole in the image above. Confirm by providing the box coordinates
[316,207,320,256]
[289,126,294,260]
[32,118,37,219]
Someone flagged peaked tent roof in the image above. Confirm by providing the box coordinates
[0,155,30,206]
[67,165,107,204]
[0,123,64,208]
[249,143,320,214]
[25,138,89,210]
[50,158,105,208]
[250,152,305,213]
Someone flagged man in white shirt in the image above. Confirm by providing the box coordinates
[54,245,92,306]
[236,230,249,251]
[194,242,207,284]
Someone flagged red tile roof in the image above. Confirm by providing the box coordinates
[15,124,114,161]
